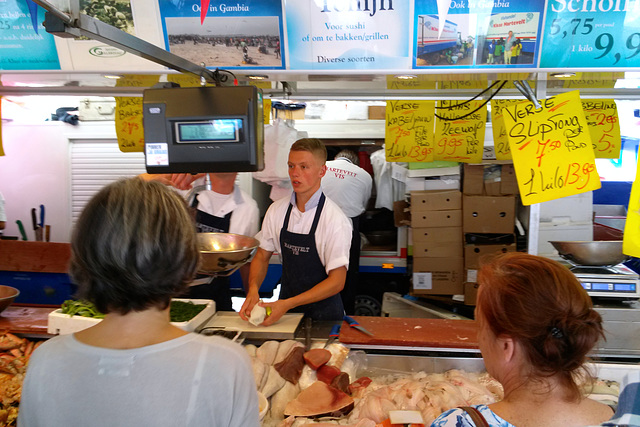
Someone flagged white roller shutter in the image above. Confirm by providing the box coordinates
[70,140,146,225]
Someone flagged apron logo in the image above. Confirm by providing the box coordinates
[197,224,225,233]
[284,242,310,256]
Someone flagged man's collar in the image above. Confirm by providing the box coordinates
[290,187,322,211]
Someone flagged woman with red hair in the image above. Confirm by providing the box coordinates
[432,252,614,427]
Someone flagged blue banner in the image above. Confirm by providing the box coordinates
[541,1,640,68]
[413,0,545,69]
[157,0,285,69]
[0,0,60,70]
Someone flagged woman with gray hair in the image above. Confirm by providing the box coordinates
[18,178,259,427]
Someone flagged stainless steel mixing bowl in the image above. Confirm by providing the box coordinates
[0,286,20,315]
[549,241,629,266]
[197,233,260,275]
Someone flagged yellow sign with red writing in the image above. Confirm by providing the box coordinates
[581,99,621,159]
[385,100,435,162]
[115,75,160,153]
[623,162,640,258]
[433,100,486,163]
[491,99,527,161]
[502,91,601,206]
[0,96,4,157]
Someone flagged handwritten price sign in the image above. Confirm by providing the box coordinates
[433,100,486,163]
[385,100,435,162]
[115,75,160,153]
[623,162,640,258]
[581,99,621,159]
[491,99,528,161]
[541,5,640,67]
[386,75,436,90]
[503,91,601,206]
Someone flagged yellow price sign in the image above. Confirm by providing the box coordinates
[386,75,436,90]
[433,100,486,163]
[438,80,487,90]
[115,75,160,153]
[624,162,640,258]
[491,99,527,161]
[385,100,435,162]
[503,91,601,206]
[582,99,621,159]
[263,98,271,125]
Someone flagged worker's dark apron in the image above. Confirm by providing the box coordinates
[279,193,344,321]
[184,194,233,311]
[341,215,360,315]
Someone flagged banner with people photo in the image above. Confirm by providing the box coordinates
[157,0,285,70]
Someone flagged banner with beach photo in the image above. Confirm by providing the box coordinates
[157,0,285,70]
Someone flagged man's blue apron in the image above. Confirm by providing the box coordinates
[279,193,344,321]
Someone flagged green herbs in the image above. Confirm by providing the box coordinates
[59,300,207,322]
[170,301,207,322]
[60,300,105,319]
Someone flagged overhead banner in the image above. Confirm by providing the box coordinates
[285,0,411,70]
[0,0,60,70]
[540,1,640,68]
[502,91,601,206]
[413,0,545,69]
[158,0,285,69]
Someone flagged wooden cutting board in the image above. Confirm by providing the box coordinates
[338,316,479,349]
[0,305,53,335]
[201,311,304,339]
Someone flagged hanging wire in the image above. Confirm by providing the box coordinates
[210,68,237,86]
[434,80,502,110]
[434,80,508,121]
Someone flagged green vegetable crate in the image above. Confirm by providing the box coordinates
[47,299,216,335]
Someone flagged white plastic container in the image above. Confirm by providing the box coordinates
[47,298,216,335]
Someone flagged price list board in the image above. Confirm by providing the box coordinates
[503,91,601,206]
[540,2,640,68]
[385,100,435,163]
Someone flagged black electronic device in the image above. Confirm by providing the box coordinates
[143,85,264,173]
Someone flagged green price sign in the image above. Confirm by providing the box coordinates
[540,3,640,67]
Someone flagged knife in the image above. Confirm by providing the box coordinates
[16,220,27,241]
[39,204,45,229]
[323,324,341,348]
[31,208,38,231]
[343,315,374,337]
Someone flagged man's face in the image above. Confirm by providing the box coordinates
[288,150,326,198]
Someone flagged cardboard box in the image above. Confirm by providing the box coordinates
[464,243,517,269]
[483,165,502,196]
[463,195,516,234]
[273,108,306,120]
[393,200,411,227]
[411,209,462,228]
[368,105,385,120]
[500,164,518,195]
[463,164,484,195]
[412,257,464,295]
[414,241,463,258]
[413,226,462,244]
[464,282,479,305]
[465,233,515,245]
[411,190,461,212]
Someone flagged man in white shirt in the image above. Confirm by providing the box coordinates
[240,138,352,325]
[322,150,373,314]
[141,172,259,311]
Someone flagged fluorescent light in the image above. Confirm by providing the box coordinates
[395,74,418,80]
[550,72,576,78]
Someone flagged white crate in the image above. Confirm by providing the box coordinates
[47,299,216,335]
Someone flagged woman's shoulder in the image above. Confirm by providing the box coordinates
[431,405,515,427]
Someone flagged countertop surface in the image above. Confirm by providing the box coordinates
[0,305,54,336]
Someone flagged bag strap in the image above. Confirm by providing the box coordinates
[458,406,491,427]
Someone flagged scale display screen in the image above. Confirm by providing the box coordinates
[174,119,243,143]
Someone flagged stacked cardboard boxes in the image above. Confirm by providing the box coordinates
[410,190,464,296]
[462,164,518,305]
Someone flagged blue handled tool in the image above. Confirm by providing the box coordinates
[39,204,45,229]
[343,315,374,337]
[324,324,341,348]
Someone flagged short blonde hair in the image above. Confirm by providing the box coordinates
[290,138,327,164]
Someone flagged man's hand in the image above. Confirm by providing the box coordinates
[170,173,205,190]
[239,289,260,321]
[260,299,292,326]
